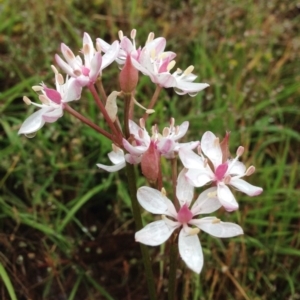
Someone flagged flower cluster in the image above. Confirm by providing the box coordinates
[18,29,263,276]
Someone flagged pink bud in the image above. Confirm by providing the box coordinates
[141,141,159,184]
[119,55,138,93]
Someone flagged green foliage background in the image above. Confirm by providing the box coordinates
[0,0,299,299]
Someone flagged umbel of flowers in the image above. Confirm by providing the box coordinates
[18,29,263,297]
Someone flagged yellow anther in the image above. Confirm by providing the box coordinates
[167,60,176,72]
[131,29,137,40]
[162,127,170,137]
[51,65,59,74]
[82,44,90,55]
[39,95,50,105]
[56,73,64,85]
[161,187,167,197]
[32,85,43,92]
[212,218,221,224]
[213,137,220,147]
[147,32,155,44]
[118,30,124,40]
[23,96,31,105]
[188,227,200,235]
[184,65,194,75]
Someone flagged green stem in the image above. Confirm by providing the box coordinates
[168,241,178,300]
[125,162,157,300]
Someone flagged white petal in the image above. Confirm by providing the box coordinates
[137,187,176,217]
[185,168,213,187]
[18,107,49,135]
[64,78,82,102]
[217,184,239,211]
[176,168,194,207]
[123,139,148,155]
[201,131,222,168]
[135,220,177,246]
[228,160,246,176]
[107,148,124,164]
[55,54,75,77]
[102,40,119,69]
[178,229,203,274]
[191,187,221,215]
[191,217,243,238]
[174,121,189,140]
[89,52,102,83]
[230,178,263,196]
[42,106,63,123]
[178,148,204,169]
[125,154,141,165]
[175,81,209,94]
[96,161,125,172]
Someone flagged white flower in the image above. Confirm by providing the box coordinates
[55,32,119,86]
[18,72,82,135]
[179,131,263,211]
[135,169,243,273]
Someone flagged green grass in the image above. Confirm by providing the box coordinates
[1,0,300,299]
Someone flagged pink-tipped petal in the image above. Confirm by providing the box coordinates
[178,229,203,274]
[230,178,263,196]
[64,78,82,102]
[215,163,228,181]
[42,106,63,123]
[43,88,62,104]
[89,52,102,83]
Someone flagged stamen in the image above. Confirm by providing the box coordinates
[23,96,31,105]
[162,127,169,137]
[32,85,43,92]
[187,227,200,235]
[183,65,194,75]
[208,191,217,198]
[204,158,208,168]
[130,29,137,40]
[236,146,244,156]
[224,174,231,184]
[246,166,255,176]
[147,32,154,44]
[161,187,167,197]
[212,218,221,224]
[82,44,90,55]
[139,118,145,129]
[39,95,50,105]
[134,98,155,114]
[51,65,59,75]
[167,60,176,72]
[118,30,124,40]
[96,41,101,52]
[56,74,64,85]
[74,69,82,76]
[170,117,175,128]
[175,126,180,135]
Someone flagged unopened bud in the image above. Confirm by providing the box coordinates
[119,55,139,93]
[141,141,160,184]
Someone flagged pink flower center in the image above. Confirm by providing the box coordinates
[82,66,90,76]
[44,88,62,104]
[215,162,228,181]
[177,204,193,224]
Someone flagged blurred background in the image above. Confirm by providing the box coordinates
[0,0,300,299]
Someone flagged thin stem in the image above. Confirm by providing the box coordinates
[88,84,123,145]
[168,241,178,300]
[125,162,157,300]
[64,104,114,142]
[143,85,162,121]
[96,79,107,104]
[171,157,179,210]
[124,93,132,138]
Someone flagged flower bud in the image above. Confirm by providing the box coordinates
[141,141,159,184]
[119,55,138,93]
